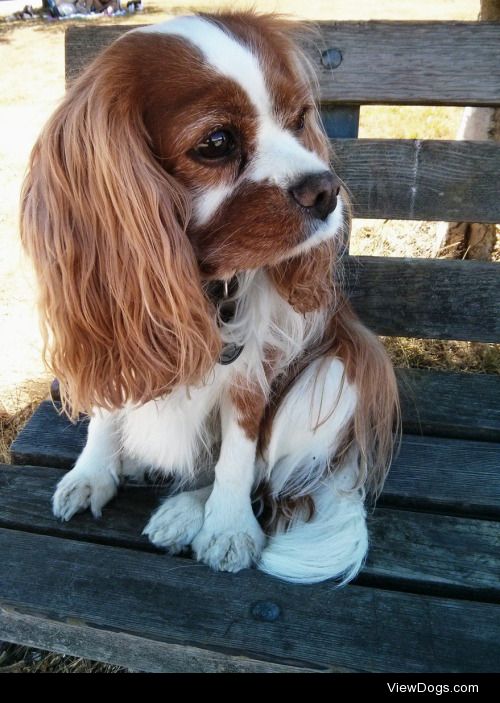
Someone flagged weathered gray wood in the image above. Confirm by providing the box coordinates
[397,369,500,442]
[345,256,500,343]
[1,528,499,672]
[1,465,498,600]
[311,21,500,106]
[10,400,88,469]
[365,508,500,600]
[65,23,500,106]
[0,606,323,673]
[0,464,162,552]
[384,435,500,518]
[333,139,500,222]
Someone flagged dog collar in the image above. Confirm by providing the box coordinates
[205,277,244,365]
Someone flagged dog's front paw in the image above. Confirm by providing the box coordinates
[192,511,266,573]
[143,487,210,554]
[53,465,119,521]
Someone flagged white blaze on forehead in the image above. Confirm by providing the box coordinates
[136,16,331,222]
[136,16,271,115]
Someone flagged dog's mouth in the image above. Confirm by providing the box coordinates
[283,194,346,260]
[188,183,346,279]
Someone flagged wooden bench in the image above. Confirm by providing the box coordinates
[2,20,500,672]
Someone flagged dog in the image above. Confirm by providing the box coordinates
[20,11,399,584]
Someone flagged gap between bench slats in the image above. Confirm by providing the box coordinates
[1,464,499,602]
[65,22,500,107]
[1,527,499,672]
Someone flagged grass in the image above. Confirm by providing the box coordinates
[0,0,498,673]
[384,338,500,375]
[0,380,50,464]
[0,642,128,672]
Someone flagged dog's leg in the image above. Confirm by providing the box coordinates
[53,409,122,521]
[144,387,266,570]
[191,395,266,571]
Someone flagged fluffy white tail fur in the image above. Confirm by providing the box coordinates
[258,472,368,585]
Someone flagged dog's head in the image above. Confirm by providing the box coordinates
[21,12,347,415]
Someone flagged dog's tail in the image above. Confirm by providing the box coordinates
[257,462,368,584]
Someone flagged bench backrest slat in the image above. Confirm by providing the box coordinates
[311,22,500,107]
[334,139,500,222]
[347,257,500,343]
[66,23,500,106]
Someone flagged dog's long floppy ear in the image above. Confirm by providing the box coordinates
[20,48,221,419]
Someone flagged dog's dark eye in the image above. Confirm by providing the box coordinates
[196,129,236,160]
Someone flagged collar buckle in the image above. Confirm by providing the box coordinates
[205,276,245,365]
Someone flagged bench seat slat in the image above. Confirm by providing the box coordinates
[10,400,88,470]
[333,139,500,222]
[384,435,500,518]
[1,464,499,600]
[397,369,500,442]
[10,368,500,471]
[0,608,319,673]
[1,527,499,672]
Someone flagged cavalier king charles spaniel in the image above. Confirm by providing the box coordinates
[21,11,399,584]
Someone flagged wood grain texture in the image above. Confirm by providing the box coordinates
[384,435,500,518]
[365,508,500,601]
[65,22,500,106]
[345,256,500,343]
[397,369,500,442]
[10,400,88,469]
[1,465,498,600]
[1,528,499,672]
[333,139,500,222]
[0,607,324,673]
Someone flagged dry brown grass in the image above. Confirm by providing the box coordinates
[0,642,128,672]
[383,338,500,375]
[0,379,50,463]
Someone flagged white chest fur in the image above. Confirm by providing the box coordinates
[118,271,325,478]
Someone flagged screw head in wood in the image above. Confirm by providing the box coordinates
[321,48,343,69]
[251,601,281,622]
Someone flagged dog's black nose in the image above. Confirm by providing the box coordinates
[289,171,341,220]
